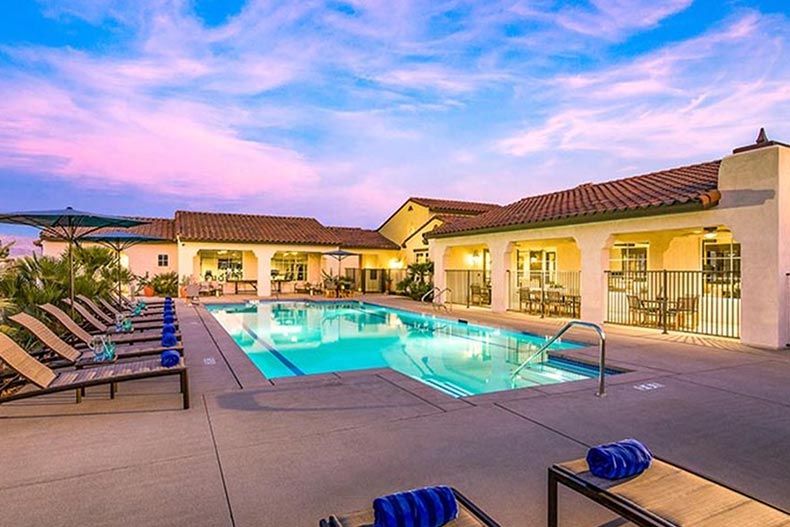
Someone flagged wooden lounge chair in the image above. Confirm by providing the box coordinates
[39,303,180,347]
[0,333,189,408]
[76,295,170,326]
[549,457,790,526]
[9,313,181,368]
[319,488,502,527]
[63,298,176,334]
[94,296,170,322]
[121,294,166,308]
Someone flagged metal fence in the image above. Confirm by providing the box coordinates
[606,270,741,338]
[445,269,491,307]
[345,268,405,293]
[508,271,581,318]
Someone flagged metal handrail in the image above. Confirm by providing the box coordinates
[421,287,440,303]
[434,287,452,303]
[511,320,607,397]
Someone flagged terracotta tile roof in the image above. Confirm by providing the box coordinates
[175,211,340,245]
[327,227,399,250]
[409,197,500,215]
[42,217,176,242]
[430,160,722,237]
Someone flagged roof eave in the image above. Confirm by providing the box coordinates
[426,195,720,240]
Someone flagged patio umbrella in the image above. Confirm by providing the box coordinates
[0,207,147,314]
[82,230,165,307]
[322,249,359,278]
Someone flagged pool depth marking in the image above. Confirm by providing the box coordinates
[241,322,305,376]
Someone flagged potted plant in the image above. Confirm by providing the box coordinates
[179,274,193,298]
[136,272,155,297]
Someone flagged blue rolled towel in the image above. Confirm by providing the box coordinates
[163,314,176,324]
[586,439,652,480]
[165,296,173,302]
[163,306,174,315]
[373,486,458,527]
[162,323,177,335]
[161,333,178,347]
[160,350,180,368]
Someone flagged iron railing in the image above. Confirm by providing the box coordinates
[345,268,405,293]
[509,271,581,319]
[605,270,741,338]
[445,269,491,307]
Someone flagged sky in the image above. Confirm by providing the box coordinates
[1,0,789,249]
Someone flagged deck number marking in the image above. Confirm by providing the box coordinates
[203,357,217,365]
[633,382,665,391]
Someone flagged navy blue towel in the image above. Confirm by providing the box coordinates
[373,486,458,527]
[162,323,177,335]
[160,350,180,368]
[161,333,178,347]
[164,296,173,302]
[163,313,176,324]
[586,439,652,480]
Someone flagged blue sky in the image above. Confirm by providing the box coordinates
[1,0,789,250]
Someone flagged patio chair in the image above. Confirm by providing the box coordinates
[549,456,790,526]
[78,294,169,326]
[470,284,490,306]
[668,296,699,331]
[9,313,181,368]
[318,488,502,527]
[185,284,200,305]
[39,303,180,347]
[625,295,659,326]
[63,298,174,334]
[0,333,189,409]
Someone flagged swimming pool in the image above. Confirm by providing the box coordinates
[207,301,612,397]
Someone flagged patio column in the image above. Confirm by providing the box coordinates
[429,242,447,300]
[252,247,276,297]
[176,243,199,283]
[489,240,513,313]
[576,232,612,324]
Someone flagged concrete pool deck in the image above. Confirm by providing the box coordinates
[1,295,789,526]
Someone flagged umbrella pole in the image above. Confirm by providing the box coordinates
[68,239,75,317]
[117,249,123,308]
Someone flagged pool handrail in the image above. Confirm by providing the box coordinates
[511,320,607,397]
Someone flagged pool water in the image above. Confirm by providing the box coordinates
[207,301,609,397]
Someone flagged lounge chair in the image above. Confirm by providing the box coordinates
[63,298,176,334]
[0,333,189,408]
[95,295,170,321]
[121,293,166,308]
[319,488,501,527]
[9,313,181,368]
[39,303,181,347]
[549,457,790,526]
[78,294,170,325]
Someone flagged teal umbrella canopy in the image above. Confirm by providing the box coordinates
[322,249,359,261]
[0,207,149,313]
[0,207,145,240]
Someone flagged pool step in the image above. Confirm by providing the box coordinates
[420,377,472,398]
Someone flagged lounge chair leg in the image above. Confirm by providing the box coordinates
[181,370,190,409]
[110,382,116,399]
[548,468,559,527]
[75,388,82,404]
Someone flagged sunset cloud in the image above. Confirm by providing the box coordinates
[0,1,788,230]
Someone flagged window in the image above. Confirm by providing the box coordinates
[516,249,556,285]
[157,254,169,267]
[702,241,741,274]
[414,249,429,264]
[272,252,307,281]
[610,243,648,274]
